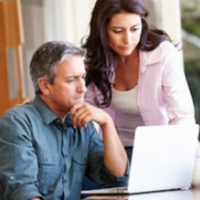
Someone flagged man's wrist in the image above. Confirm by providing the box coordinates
[101,113,113,130]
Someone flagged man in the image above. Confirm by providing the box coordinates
[0,41,128,200]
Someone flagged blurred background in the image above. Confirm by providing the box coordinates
[0,0,200,123]
[181,0,200,123]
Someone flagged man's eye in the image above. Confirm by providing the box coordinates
[131,28,138,32]
[67,79,74,83]
[82,75,86,80]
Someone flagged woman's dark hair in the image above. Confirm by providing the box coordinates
[82,0,171,107]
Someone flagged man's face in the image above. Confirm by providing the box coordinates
[44,56,87,117]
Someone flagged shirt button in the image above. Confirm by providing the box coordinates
[64,179,68,183]
[9,176,14,180]
[56,119,61,123]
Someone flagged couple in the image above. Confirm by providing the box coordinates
[0,0,195,199]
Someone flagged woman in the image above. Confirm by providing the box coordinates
[82,0,195,159]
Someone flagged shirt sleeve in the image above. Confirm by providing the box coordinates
[85,122,129,187]
[0,110,42,200]
[162,42,195,124]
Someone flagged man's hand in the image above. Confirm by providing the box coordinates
[70,103,110,129]
[70,103,127,177]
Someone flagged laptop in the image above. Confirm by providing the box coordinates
[83,189,193,200]
[81,124,199,196]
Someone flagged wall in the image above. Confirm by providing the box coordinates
[21,0,96,98]
[21,0,182,98]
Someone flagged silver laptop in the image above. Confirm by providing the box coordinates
[83,189,193,200]
[81,124,199,195]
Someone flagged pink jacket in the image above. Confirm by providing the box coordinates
[85,41,195,126]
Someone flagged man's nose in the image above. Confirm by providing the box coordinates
[77,79,87,93]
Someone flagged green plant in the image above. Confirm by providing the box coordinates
[182,17,200,37]
[185,59,200,123]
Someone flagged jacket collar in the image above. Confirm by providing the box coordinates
[139,47,162,73]
[109,45,163,82]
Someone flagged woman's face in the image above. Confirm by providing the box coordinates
[107,12,142,57]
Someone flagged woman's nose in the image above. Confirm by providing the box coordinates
[123,31,132,44]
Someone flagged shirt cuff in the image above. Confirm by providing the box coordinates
[11,184,42,200]
[103,160,130,187]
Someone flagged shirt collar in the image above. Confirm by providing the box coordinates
[64,113,73,127]
[33,96,59,125]
[33,96,74,127]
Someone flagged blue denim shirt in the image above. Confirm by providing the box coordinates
[0,96,128,200]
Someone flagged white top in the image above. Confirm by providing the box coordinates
[111,86,144,146]
[112,86,139,114]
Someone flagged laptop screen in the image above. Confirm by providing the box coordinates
[128,124,199,193]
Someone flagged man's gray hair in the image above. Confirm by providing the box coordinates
[30,41,85,95]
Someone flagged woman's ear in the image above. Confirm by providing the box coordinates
[37,77,51,95]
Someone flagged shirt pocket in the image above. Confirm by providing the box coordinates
[71,150,87,187]
[37,149,60,195]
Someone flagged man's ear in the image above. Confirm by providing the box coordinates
[37,77,51,95]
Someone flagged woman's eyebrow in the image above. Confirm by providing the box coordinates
[111,23,141,28]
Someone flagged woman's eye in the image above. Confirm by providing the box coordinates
[113,29,122,33]
[131,26,141,32]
